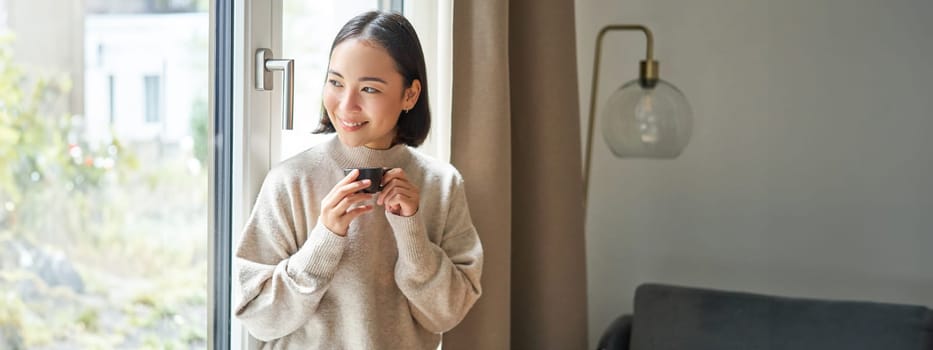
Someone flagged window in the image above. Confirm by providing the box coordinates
[108,74,115,124]
[0,0,450,348]
[0,1,209,348]
[144,75,161,123]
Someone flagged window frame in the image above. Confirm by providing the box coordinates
[209,0,234,349]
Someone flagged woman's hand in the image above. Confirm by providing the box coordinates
[320,169,374,236]
[377,168,420,217]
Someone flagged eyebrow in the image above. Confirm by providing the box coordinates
[328,70,388,84]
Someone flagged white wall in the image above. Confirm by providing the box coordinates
[576,0,933,346]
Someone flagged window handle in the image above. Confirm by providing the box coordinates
[255,48,294,130]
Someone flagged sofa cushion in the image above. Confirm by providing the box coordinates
[629,283,933,350]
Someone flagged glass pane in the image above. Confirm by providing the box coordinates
[0,0,209,349]
[279,0,380,161]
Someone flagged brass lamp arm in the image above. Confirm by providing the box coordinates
[583,24,656,205]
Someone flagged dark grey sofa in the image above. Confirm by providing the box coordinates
[598,283,933,350]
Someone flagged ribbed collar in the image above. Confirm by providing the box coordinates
[326,135,411,169]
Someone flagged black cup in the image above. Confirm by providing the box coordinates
[344,167,389,193]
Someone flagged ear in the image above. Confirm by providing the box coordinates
[403,79,421,110]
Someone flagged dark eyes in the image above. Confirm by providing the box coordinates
[328,80,380,94]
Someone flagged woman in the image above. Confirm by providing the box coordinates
[234,10,483,349]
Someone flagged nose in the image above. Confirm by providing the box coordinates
[338,89,361,113]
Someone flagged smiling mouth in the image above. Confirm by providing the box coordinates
[338,118,368,130]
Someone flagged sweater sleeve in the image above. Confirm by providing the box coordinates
[386,177,483,334]
[233,170,347,341]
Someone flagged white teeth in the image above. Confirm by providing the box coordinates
[340,119,366,127]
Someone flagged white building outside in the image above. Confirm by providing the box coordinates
[84,13,208,148]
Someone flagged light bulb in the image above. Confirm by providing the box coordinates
[635,94,659,144]
[601,79,692,158]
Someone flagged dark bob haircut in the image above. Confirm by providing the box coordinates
[313,11,430,148]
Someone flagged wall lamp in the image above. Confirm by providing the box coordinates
[584,25,693,202]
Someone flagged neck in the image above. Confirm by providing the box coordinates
[328,136,409,169]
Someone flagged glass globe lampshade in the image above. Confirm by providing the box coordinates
[600,78,692,158]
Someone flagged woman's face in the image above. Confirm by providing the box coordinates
[323,38,420,149]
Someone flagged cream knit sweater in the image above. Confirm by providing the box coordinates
[234,136,483,349]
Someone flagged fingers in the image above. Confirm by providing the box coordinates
[377,174,412,205]
[343,204,374,220]
[322,167,419,231]
[335,179,371,200]
[380,185,416,204]
[377,178,401,205]
[380,168,406,187]
[323,169,368,208]
[324,180,370,205]
[320,192,372,235]
[320,170,376,235]
[376,169,419,216]
[335,169,368,198]
[340,168,360,184]
[383,192,417,216]
[334,192,375,213]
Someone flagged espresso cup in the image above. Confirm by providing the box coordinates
[344,167,389,193]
